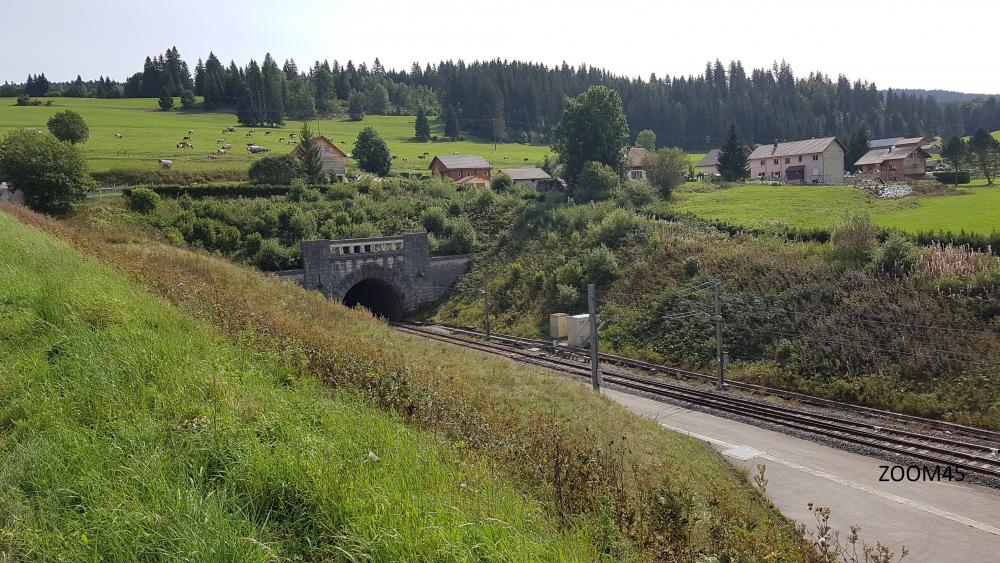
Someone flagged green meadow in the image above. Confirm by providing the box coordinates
[0,97,552,174]
[670,182,1000,234]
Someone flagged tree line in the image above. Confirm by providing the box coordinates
[6,49,999,148]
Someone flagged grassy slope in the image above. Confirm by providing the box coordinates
[0,97,551,174]
[0,211,601,560]
[4,204,806,561]
[670,182,1000,234]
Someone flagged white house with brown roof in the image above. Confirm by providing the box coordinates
[748,137,846,184]
[625,147,650,181]
[855,144,929,180]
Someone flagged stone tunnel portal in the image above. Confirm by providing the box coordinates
[341,278,404,320]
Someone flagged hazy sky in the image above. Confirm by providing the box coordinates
[2,0,996,93]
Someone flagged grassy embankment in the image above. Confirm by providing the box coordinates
[0,211,613,560]
[2,205,808,561]
[0,97,552,175]
[669,181,1000,235]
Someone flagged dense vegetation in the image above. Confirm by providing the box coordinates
[0,211,609,560]
[7,47,1000,148]
[5,204,812,561]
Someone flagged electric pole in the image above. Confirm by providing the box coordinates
[588,283,601,391]
[713,278,724,390]
[482,270,491,341]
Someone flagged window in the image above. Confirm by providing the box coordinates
[630,170,643,180]
[798,156,803,162]
[785,157,790,164]
[773,159,779,165]
[812,155,819,161]
[760,160,765,165]
[812,167,819,176]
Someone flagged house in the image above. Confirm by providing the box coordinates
[694,149,720,176]
[455,175,490,188]
[429,154,492,181]
[624,147,650,181]
[502,167,552,188]
[854,144,929,180]
[289,136,347,181]
[748,137,846,184]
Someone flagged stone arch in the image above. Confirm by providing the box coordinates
[328,263,417,319]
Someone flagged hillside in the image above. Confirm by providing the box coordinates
[2,204,808,560]
[0,97,552,175]
[0,210,611,560]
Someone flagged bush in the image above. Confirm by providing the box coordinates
[643,148,688,197]
[572,161,619,203]
[420,206,447,234]
[554,262,583,287]
[554,283,581,311]
[612,180,658,208]
[683,257,700,277]
[0,130,92,214]
[591,208,644,248]
[46,110,89,144]
[871,232,917,276]
[249,155,301,185]
[491,170,514,192]
[128,184,292,198]
[437,218,477,255]
[580,245,620,287]
[933,171,971,185]
[831,212,879,262]
[180,89,197,109]
[124,187,160,214]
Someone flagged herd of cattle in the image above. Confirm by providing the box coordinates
[112,126,291,157]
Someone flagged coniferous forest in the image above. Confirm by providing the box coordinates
[4,48,999,150]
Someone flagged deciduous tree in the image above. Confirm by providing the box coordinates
[352,127,391,176]
[552,85,629,184]
[636,129,656,152]
[967,129,999,185]
[0,130,93,214]
[941,136,967,185]
[46,110,89,144]
[643,148,688,197]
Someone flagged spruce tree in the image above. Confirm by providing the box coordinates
[414,107,431,141]
[444,104,460,139]
[716,124,749,182]
[297,123,324,183]
[844,125,871,172]
[158,90,174,111]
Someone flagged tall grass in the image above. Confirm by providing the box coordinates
[0,211,602,560]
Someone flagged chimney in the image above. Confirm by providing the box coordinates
[773,139,779,150]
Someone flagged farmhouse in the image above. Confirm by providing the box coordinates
[455,175,490,188]
[429,155,492,181]
[748,137,846,184]
[694,149,720,176]
[625,147,650,181]
[854,143,929,180]
[289,136,347,181]
[502,167,552,188]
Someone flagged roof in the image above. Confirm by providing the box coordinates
[430,154,491,170]
[455,175,490,185]
[502,167,551,181]
[854,144,927,166]
[870,136,928,149]
[289,136,347,158]
[695,149,720,168]
[748,137,844,160]
[625,147,650,168]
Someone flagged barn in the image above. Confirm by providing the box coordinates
[429,155,492,181]
[290,136,348,181]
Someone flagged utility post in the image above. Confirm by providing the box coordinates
[588,283,602,391]
[482,270,491,341]
[713,278,724,390]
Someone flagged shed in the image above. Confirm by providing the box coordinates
[694,149,721,175]
[289,136,347,180]
[502,167,552,188]
[429,154,493,181]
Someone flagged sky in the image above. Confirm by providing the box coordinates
[2,0,997,94]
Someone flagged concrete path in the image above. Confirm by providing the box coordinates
[604,387,1000,563]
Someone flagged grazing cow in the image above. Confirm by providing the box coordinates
[278,137,285,142]
[288,133,297,139]
[246,132,254,138]
[222,143,232,149]
[176,142,192,149]
[217,148,227,154]
[417,154,425,159]
[114,132,123,139]
[217,138,224,143]
[523,158,529,162]
[188,129,195,134]
[503,156,508,160]
[182,136,191,141]
[264,131,271,135]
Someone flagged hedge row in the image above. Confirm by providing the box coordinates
[123,184,291,198]
[932,171,972,184]
[92,169,249,187]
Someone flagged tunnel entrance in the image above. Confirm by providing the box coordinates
[342,278,404,320]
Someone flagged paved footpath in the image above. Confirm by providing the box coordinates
[603,387,1000,563]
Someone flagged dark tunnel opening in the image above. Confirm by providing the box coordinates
[342,278,404,320]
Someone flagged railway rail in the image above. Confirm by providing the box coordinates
[393,321,1000,479]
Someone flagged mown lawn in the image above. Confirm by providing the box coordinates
[0,210,603,560]
[670,181,1000,234]
[0,97,552,174]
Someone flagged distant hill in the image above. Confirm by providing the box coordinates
[893,89,996,104]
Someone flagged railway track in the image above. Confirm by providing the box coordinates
[393,322,1000,480]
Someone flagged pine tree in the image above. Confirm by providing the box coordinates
[414,107,431,141]
[844,125,871,172]
[158,90,174,111]
[444,104,460,139]
[716,124,749,182]
[297,123,324,183]
[261,54,285,126]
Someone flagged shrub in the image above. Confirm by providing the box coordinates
[254,238,296,270]
[871,232,917,276]
[642,148,688,197]
[46,110,89,144]
[420,206,447,234]
[831,212,879,262]
[124,187,160,214]
[0,130,92,214]
[249,155,300,185]
[554,262,584,287]
[591,208,644,248]
[491,170,514,192]
[180,89,197,109]
[572,161,619,203]
[933,171,971,185]
[554,283,581,311]
[438,218,477,255]
[612,180,658,208]
[580,245,620,287]
[682,257,700,277]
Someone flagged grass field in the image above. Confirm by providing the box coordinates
[670,181,1000,234]
[0,210,610,560]
[0,97,553,174]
